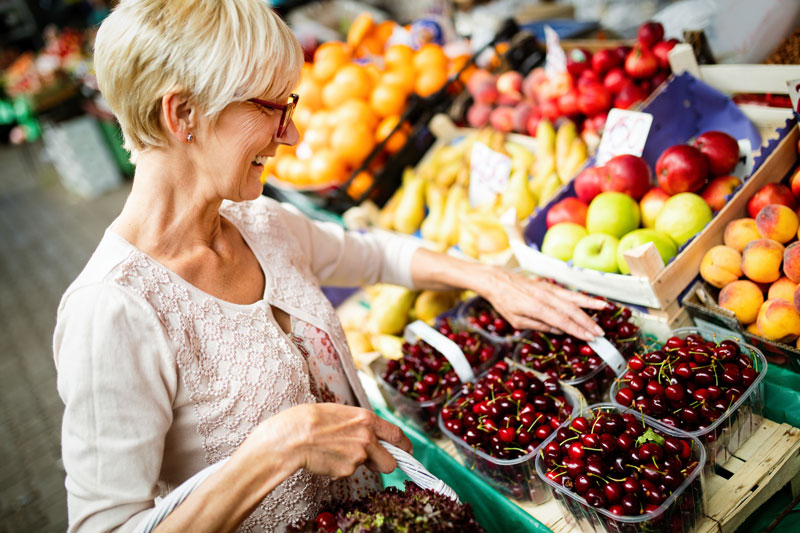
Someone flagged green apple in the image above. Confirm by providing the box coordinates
[541,223,588,261]
[586,192,641,238]
[616,229,679,274]
[655,192,713,246]
[572,233,620,273]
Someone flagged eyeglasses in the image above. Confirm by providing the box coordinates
[247,93,299,138]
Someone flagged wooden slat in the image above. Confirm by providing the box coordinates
[697,65,800,95]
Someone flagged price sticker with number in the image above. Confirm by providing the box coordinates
[595,108,654,166]
[469,141,511,207]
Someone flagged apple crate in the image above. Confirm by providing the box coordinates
[534,404,707,533]
[437,360,584,503]
[609,327,767,471]
[507,73,791,323]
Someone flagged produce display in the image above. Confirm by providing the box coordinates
[287,481,485,532]
[700,174,800,345]
[540,129,742,274]
[464,21,677,145]
[611,329,765,465]
[439,360,576,501]
[265,13,468,193]
[378,319,500,435]
[458,296,529,344]
[535,405,705,533]
[514,300,640,402]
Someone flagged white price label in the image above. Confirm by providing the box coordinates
[595,108,654,165]
[787,78,800,117]
[544,25,567,77]
[469,141,511,207]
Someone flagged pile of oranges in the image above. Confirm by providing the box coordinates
[263,13,471,199]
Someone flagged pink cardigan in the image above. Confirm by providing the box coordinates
[53,196,420,532]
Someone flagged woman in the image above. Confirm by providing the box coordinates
[54,1,605,531]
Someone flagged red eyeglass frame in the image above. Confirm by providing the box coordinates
[248,93,299,137]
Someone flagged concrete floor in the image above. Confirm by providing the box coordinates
[0,140,131,532]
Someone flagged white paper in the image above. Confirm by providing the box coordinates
[469,141,511,207]
[595,109,654,166]
[407,320,475,383]
[544,25,567,77]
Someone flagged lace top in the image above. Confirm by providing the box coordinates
[53,196,420,533]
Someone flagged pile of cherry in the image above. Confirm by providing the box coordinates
[462,297,528,340]
[381,319,497,432]
[613,334,760,432]
[441,361,574,460]
[538,406,702,523]
[515,302,640,401]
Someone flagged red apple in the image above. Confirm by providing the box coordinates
[655,144,709,195]
[577,83,611,116]
[747,183,796,218]
[638,79,652,94]
[790,167,800,198]
[496,71,523,95]
[614,83,647,109]
[466,103,492,128]
[651,71,669,90]
[613,46,633,65]
[540,97,561,121]
[640,187,670,228]
[700,175,742,212]
[496,91,523,107]
[574,166,607,203]
[603,68,631,94]
[566,48,592,78]
[692,131,740,176]
[602,154,652,199]
[625,45,658,79]
[653,39,679,69]
[557,89,580,117]
[591,49,621,76]
[512,101,535,134]
[637,21,664,48]
[489,106,514,132]
[546,197,589,228]
[526,112,543,137]
[577,69,601,91]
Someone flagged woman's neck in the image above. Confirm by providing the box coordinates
[111,149,224,260]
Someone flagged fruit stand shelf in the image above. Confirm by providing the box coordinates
[432,418,800,532]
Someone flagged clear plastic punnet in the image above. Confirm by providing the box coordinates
[375,321,502,437]
[535,404,707,533]
[438,362,583,503]
[609,327,766,468]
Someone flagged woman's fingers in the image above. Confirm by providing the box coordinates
[510,316,562,335]
[372,415,413,454]
[549,285,608,310]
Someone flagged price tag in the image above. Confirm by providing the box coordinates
[595,108,654,166]
[787,78,800,117]
[544,25,567,77]
[469,141,511,207]
[588,336,627,376]
[407,320,475,383]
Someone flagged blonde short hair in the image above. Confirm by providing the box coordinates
[94,0,303,158]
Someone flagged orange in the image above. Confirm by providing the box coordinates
[372,21,397,48]
[292,106,313,134]
[312,42,349,83]
[274,154,297,181]
[381,64,415,94]
[369,82,407,118]
[356,36,383,58]
[413,44,447,73]
[308,148,348,185]
[336,99,378,130]
[296,77,323,111]
[347,170,375,200]
[302,123,331,150]
[286,157,311,186]
[384,44,414,68]
[331,64,373,100]
[347,13,374,50]
[448,54,473,78]
[375,115,410,154]
[364,63,381,88]
[414,68,448,97]
[321,82,352,109]
[331,123,375,167]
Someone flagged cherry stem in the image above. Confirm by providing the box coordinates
[528,415,543,432]
[560,435,579,446]
[588,472,611,484]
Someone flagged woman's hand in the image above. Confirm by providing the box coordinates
[246,403,413,480]
[479,268,607,341]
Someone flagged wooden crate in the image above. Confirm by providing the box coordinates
[434,418,800,532]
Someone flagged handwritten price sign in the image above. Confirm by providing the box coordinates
[469,141,511,207]
[595,108,654,165]
[544,25,567,77]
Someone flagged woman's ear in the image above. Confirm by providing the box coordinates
[161,91,196,143]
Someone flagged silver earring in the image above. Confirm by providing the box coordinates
[186,133,194,142]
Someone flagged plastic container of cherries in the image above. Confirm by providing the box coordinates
[456,296,531,348]
[512,301,641,403]
[610,327,766,468]
[535,404,706,533]
[438,360,583,503]
[376,318,502,437]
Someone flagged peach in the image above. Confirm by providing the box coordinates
[755,204,800,243]
[497,71,523,94]
[489,106,514,133]
[756,298,800,340]
[723,218,760,252]
[718,280,764,324]
[741,239,784,283]
[768,276,798,303]
[467,103,492,128]
[783,241,800,283]
[472,78,499,105]
[794,284,800,315]
[700,245,742,288]
[746,321,762,336]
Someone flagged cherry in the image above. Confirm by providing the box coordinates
[315,511,337,532]
[498,427,516,443]
[645,380,664,397]
[638,443,663,461]
[664,384,684,402]
[585,487,607,508]
[621,494,640,515]
[571,417,590,432]
[623,476,640,494]
[574,474,593,494]
[615,387,635,406]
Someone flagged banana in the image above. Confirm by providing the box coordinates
[420,185,445,243]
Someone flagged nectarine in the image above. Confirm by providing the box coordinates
[755,204,799,243]
[699,245,742,288]
[723,218,760,253]
[719,280,764,324]
[741,239,784,283]
[757,298,800,340]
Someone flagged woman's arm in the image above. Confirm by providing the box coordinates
[409,247,607,341]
